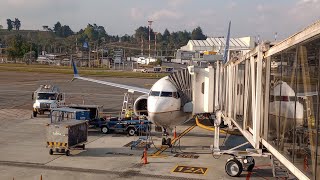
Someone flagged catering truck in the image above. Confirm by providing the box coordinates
[32,85,65,117]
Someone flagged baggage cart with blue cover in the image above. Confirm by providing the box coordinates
[50,107,90,121]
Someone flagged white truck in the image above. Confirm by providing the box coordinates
[32,85,65,117]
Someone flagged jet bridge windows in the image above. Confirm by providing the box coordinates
[266,36,320,179]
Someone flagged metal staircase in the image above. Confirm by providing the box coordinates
[271,155,290,179]
[121,92,134,119]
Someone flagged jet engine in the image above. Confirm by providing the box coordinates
[133,94,148,116]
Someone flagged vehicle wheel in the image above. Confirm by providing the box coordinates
[82,144,86,150]
[167,138,172,147]
[49,149,53,155]
[128,128,136,136]
[101,126,109,134]
[33,111,37,117]
[225,159,243,177]
[65,150,70,156]
[146,144,151,149]
[161,138,166,145]
[246,158,255,172]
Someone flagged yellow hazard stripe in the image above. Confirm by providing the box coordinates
[47,142,67,147]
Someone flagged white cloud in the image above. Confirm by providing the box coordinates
[6,0,48,7]
[130,8,143,20]
[297,0,318,5]
[290,0,320,20]
[227,1,237,9]
[149,9,182,21]
[167,0,187,7]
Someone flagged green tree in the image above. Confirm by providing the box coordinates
[134,26,154,41]
[61,25,73,37]
[53,22,73,37]
[163,29,170,41]
[14,18,21,30]
[84,24,97,40]
[7,34,30,59]
[53,21,62,35]
[191,26,206,40]
[7,19,13,31]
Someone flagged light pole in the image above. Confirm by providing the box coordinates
[154,32,157,57]
[148,20,153,57]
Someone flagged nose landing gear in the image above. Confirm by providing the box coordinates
[161,128,172,147]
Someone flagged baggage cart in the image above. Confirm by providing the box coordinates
[46,120,88,156]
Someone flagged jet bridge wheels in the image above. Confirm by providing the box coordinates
[225,158,243,177]
[225,156,255,177]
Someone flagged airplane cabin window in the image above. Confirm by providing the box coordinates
[150,91,160,96]
[160,91,173,97]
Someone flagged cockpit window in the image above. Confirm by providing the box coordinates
[172,92,180,98]
[149,91,160,96]
[149,91,180,98]
[160,91,172,97]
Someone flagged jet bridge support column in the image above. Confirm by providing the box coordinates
[213,110,222,152]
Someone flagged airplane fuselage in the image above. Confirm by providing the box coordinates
[147,76,192,130]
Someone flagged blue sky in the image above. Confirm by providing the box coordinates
[0,0,319,41]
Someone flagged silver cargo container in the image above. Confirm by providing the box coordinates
[46,120,88,156]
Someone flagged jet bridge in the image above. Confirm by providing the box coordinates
[169,21,320,179]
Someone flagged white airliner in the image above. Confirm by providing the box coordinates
[72,63,192,132]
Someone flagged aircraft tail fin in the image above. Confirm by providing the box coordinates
[72,60,79,78]
[223,21,231,63]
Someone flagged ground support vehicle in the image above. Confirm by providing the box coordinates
[32,85,65,117]
[100,119,152,136]
[46,120,87,156]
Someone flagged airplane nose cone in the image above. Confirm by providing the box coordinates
[147,96,159,113]
[148,96,173,113]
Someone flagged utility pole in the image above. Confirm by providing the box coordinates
[148,20,153,57]
[88,43,91,68]
[154,32,157,57]
[29,44,32,65]
[141,35,144,55]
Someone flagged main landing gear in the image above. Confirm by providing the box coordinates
[161,128,172,147]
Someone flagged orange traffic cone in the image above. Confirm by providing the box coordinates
[173,127,177,139]
[141,148,148,164]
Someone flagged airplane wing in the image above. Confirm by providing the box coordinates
[72,61,150,94]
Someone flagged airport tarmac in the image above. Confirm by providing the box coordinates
[0,71,274,180]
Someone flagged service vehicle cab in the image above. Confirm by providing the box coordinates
[32,85,65,117]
